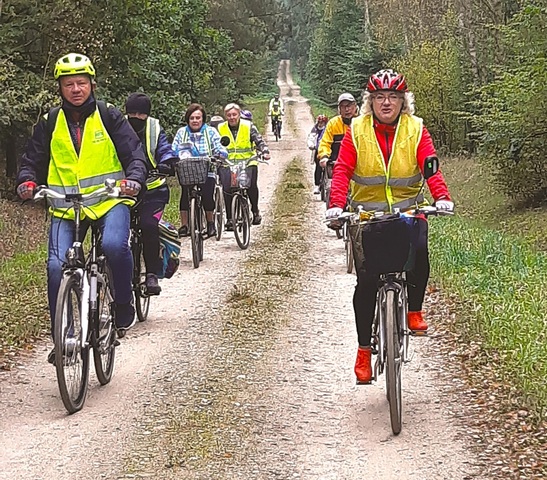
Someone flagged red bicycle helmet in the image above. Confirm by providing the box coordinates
[316,114,328,123]
[367,69,407,92]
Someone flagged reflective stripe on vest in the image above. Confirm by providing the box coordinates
[145,117,166,190]
[218,120,257,166]
[48,108,132,219]
[350,114,426,213]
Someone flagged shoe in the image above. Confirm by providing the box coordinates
[206,221,217,238]
[313,186,321,194]
[145,273,161,296]
[225,220,234,232]
[178,225,189,237]
[252,212,262,225]
[355,346,372,384]
[47,337,77,365]
[408,311,428,332]
[115,302,136,337]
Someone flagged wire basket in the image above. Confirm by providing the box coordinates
[175,157,210,186]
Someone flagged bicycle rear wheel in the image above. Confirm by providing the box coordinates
[133,240,150,322]
[385,289,403,435]
[190,196,202,268]
[214,184,224,241]
[232,193,250,250]
[93,264,116,385]
[54,273,89,414]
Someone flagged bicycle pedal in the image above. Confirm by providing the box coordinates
[114,339,120,347]
[410,330,428,337]
[356,379,373,386]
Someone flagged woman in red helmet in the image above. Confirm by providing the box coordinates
[326,69,454,384]
[307,114,329,194]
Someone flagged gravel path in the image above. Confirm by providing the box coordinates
[0,60,480,480]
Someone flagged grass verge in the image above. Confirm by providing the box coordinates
[430,155,547,416]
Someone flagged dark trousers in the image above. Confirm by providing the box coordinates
[353,218,430,346]
[313,154,322,186]
[179,176,215,211]
[219,165,259,218]
[140,186,169,275]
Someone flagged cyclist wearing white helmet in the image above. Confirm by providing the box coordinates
[307,114,329,194]
[240,110,253,121]
[16,53,148,361]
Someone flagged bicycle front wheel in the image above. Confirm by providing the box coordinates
[232,193,251,250]
[133,240,150,322]
[190,197,202,268]
[93,264,116,385]
[214,184,224,241]
[345,232,353,274]
[54,273,89,414]
[385,289,403,435]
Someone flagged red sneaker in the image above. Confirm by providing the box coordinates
[354,346,372,384]
[408,311,428,332]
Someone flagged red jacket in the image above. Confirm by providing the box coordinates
[329,118,451,209]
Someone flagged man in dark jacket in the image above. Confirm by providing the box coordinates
[17,53,147,362]
[125,92,175,295]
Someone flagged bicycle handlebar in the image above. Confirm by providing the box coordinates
[33,181,122,203]
[327,205,454,225]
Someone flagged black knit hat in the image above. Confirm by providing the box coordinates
[125,92,151,115]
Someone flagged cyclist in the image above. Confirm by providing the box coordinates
[209,115,224,131]
[218,103,271,229]
[318,93,358,169]
[307,114,328,194]
[268,93,284,137]
[16,53,147,361]
[125,92,175,295]
[325,69,454,383]
[172,103,228,238]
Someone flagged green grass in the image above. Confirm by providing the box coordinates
[430,155,547,415]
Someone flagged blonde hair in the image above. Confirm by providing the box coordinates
[360,91,415,116]
[224,102,241,113]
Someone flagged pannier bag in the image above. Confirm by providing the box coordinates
[158,219,181,279]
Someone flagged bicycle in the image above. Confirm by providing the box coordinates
[342,220,353,274]
[130,170,170,322]
[335,204,452,434]
[222,155,268,250]
[34,180,123,414]
[271,114,282,141]
[174,156,211,268]
[319,158,334,205]
[212,161,225,241]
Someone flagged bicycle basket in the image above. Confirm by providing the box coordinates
[360,215,419,275]
[175,157,210,186]
[229,164,251,189]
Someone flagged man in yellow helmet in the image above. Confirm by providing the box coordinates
[16,53,147,363]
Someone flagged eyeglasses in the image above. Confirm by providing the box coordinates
[372,93,403,103]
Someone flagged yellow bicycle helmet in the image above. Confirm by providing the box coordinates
[54,53,96,80]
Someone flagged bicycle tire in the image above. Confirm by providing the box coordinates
[214,184,224,241]
[54,273,89,414]
[190,196,201,268]
[385,289,403,435]
[232,193,250,250]
[133,241,150,322]
[198,204,205,261]
[93,264,116,385]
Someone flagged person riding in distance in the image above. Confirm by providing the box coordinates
[325,69,454,384]
[307,114,328,194]
[125,92,176,295]
[172,103,228,238]
[268,93,285,137]
[16,53,147,362]
[218,103,271,229]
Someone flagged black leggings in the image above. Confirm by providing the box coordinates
[219,165,259,218]
[353,219,430,347]
[140,187,169,275]
[313,154,322,186]
[179,176,215,211]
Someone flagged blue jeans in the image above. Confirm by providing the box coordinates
[47,204,133,336]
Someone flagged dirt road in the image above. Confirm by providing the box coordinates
[0,60,479,480]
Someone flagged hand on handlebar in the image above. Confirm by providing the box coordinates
[156,163,175,176]
[17,181,37,200]
[435,199,454,213]
[262,153,271,161]
[120,179,141,196]
[319,157,330,168]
